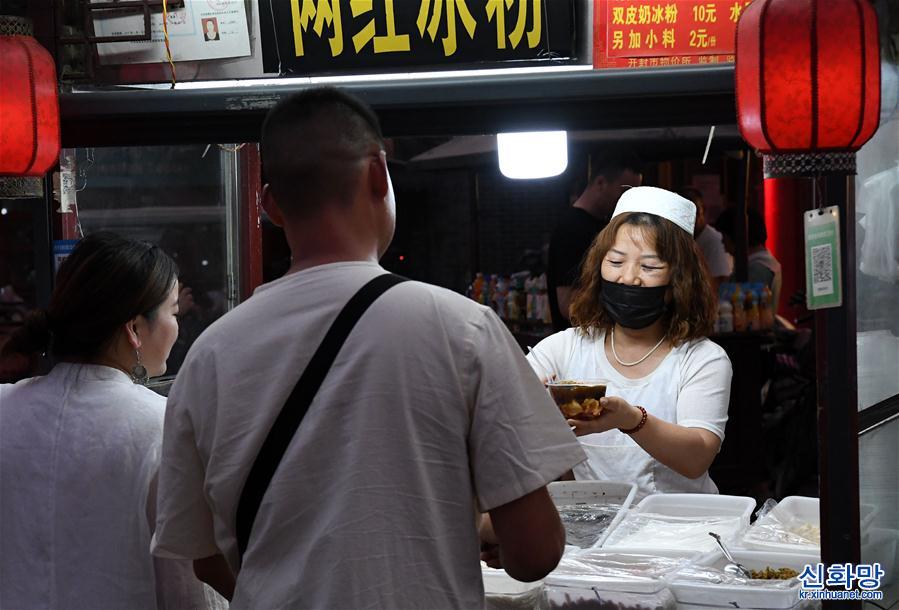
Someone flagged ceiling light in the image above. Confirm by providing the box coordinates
[497,131,568,179]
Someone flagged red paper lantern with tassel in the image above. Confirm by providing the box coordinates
[0,16,60,176]
[736,0,881,177]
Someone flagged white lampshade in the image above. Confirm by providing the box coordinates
[497,131,568,179]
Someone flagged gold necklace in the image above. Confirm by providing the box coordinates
[610,327,667,367]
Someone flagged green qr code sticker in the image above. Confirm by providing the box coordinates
[810,243,833,296]
[804,206,842,310]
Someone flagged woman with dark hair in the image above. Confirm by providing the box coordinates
[528,187,733,498]
[0,232,219,609]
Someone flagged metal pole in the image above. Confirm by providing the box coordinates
[733,150,750,282]
[816,173,861,610]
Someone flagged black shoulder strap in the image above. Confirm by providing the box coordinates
[235,273,409,560]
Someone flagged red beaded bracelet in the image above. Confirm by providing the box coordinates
[619,406,648,434]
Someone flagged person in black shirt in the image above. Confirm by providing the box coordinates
[547,150,643,331]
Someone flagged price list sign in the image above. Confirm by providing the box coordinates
[594,0,753,69]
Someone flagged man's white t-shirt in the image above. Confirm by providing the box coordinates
[696,225,734,279]
[152,262,585,610]
[526,329,732,499]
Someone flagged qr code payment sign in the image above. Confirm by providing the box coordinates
[811,243,834,296]
[804,205,842,309]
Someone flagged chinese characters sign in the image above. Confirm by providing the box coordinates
[594,0,753,69]
[260,0,575,74]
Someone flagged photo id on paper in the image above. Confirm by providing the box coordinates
[804,206,843,310]
[91,0,251,65]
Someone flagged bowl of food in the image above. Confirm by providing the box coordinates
[546,380,607,420]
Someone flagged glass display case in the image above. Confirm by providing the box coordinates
[0,191,47,383]
[62,144,251,386]
[855,52,899,609]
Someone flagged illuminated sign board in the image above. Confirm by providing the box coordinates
[260,1,577,74]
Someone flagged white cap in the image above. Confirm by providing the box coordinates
[611,186,696,235]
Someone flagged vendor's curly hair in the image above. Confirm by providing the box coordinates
[569,212,717,345]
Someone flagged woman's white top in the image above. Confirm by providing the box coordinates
[0,363,222,609]
[527,329,733,498]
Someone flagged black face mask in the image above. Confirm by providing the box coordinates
[600,279,670,329]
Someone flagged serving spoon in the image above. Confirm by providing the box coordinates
[708,531,753,579]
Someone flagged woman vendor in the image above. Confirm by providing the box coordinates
[527,186,732,498]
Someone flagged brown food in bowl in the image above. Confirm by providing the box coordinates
[547,382,607,420]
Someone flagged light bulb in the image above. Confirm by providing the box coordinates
[497,131,568,179]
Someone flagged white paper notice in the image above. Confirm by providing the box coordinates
[92,0,250,65]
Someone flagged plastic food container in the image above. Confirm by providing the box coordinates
[603,494,756,556]
[540,551,681,610]
[549,481,638,550]
[482,564,543,610]
[546,380,608,420]
[862,527,899,587]
[671,548,815,609]
[741,496,878,555]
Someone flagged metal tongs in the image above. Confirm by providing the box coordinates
[708,531,753,579]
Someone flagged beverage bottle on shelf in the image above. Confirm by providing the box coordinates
[717,300,734,333]
[760,286,775,330]
[536,273,551,325]
[745,290,760,331]
[472,272,484,303]
[495,276,508,319]
[731,284,746,332]
[733,307,747,332]
[507,284,520,322]
[515,277,527,321]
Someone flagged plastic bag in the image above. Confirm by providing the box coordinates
[483,564,543,610]
[558,503,622,550]
[603,511,746,554]
[674,563,800,590]
[541,552,681,610]
[858,166,899,282]
[549,552,687,585]
[745,499,820,550]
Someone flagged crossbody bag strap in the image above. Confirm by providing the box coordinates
[235,273,409,561]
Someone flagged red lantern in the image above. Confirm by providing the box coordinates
[0,31,60,176]
[736,0,881,177]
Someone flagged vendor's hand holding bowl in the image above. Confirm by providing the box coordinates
[566,396,644,437]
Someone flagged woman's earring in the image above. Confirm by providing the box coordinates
[131,349,149,385]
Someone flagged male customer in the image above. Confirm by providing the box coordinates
[716,206,783,312]
[151,88,585,609]
[547,149,643,330]
[680,186,733,294]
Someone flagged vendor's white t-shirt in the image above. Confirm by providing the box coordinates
[696,225,734,278]
[152,261,585,610]
[527,329,732,498]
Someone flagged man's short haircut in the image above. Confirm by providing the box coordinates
[261,87,384,218]
[589,147,644,183]
[678,187,704,207]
